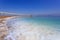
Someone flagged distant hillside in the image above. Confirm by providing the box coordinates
[32,13,60,17]
[0,12,32,17]
[0,12,60,17]
[0,12,21,16]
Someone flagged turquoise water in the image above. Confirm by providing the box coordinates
[18,17,60,31]
[6,17,60,40]
[7,17,60,31]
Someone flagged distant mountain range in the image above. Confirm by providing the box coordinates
[0,12,22,16]
[0,12,32,17]
[35,14,60,17]
[32,13,60,17]
[0,12,60,17]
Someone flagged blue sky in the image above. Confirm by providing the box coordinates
[0,0,60,14]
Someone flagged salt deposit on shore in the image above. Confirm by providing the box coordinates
[0,16,60,40]
[5,18,60,40]
[0,16,18,40]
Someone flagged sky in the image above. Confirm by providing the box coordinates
[0,0,60,15]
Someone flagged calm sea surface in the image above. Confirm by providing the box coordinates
[7,17,60,30]
[18,17,60,27]
[5,17,60,40]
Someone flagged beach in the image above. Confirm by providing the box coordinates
[5,17,60,40]
[0,0,60,40]
[0,16,60,40]
[0,16,18,40]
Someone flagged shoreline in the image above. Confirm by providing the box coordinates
[0,16,60,40]
[0,16,17,40]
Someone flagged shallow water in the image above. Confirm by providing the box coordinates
[5,17,60,40]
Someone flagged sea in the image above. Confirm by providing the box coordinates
[5,17,60,40]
